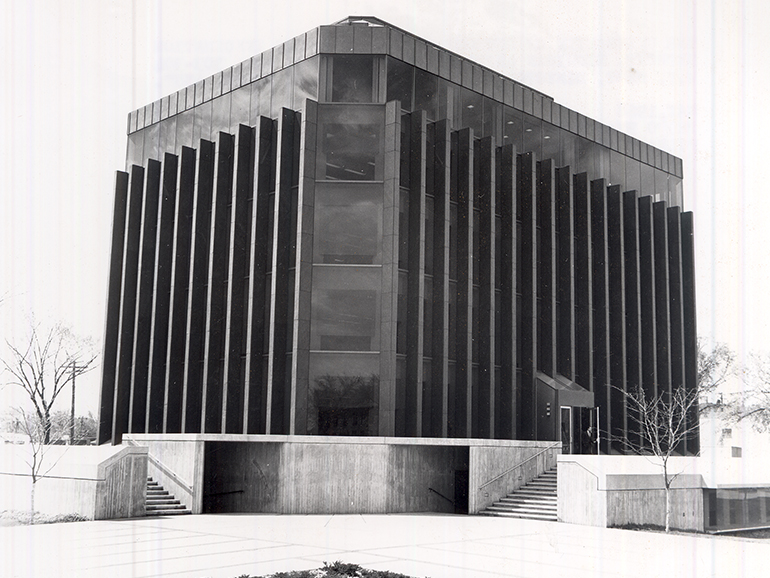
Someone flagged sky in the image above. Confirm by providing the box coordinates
[1,0,769,417]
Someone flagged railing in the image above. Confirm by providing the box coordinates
[478,443,561,491]
[428,487,455,507]
[124,438,193,496]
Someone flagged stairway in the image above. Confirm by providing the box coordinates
[146,477,191,516]
[479,467,558,521]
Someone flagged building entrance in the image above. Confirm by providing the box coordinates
[560,407,599,454]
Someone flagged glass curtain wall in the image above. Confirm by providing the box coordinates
[382,56,679,206]
[307,104,385,435]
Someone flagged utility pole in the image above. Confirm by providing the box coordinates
[70,362,86,444]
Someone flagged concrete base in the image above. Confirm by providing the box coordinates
[557,455,707,531]
[124,434,561,515]
[0,444,147,520]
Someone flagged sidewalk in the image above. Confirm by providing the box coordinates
[2,513,768,578]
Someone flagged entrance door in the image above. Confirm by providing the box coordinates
[560,407,572,454]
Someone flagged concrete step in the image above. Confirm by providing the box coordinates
[487,502,556,514]
[511,489,557,498]
[146,509,192,517]
[487,504,556,514]
[146,477,191,517]
[479,510,557,521]
[145,503,187,512]
[480,467,558,521]
[496,496,557,505]
[147,498,181,506]
[506,489,557,497]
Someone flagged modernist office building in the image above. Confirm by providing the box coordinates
[98,17,698,459]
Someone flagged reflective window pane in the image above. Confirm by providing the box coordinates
[211,92,231,137]
[313,183,382,264]
[415,68,438,120]
[522,115,541,159]
[271,67,293,117]
[249,77,271,124]
[542,121,560,164]
[317,105,384,181]
[292,56,319,110]
[230,86,251,131]
[307,352,379,435]
[332,55,374,103]
[387,57,413,111]
[310,266,381,352]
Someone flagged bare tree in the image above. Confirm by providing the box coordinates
[613,384,701,532]
[10,407,68,523]
[732,352,770,430]
[697,339,737,415]
[2,322,97,444]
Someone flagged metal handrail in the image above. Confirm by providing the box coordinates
[124,437,193,496]
[428,487,455,506]
[478,443,561,491]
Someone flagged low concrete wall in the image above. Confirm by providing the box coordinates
[128,434,551,515]
[558,455,706,532]
[0,444,147,520]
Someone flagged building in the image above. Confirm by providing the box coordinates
[97,17,698,513]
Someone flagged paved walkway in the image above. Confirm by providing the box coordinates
[2,513,768,578]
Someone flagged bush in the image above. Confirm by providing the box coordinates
[236,560,425,578]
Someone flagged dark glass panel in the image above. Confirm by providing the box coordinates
[387,57,413,111]
[263,272,272,353]
[211,92,232,136]
[473,208,480,284]
[414,68,438,120]
[332,55,374,103]
[127,131,144,166]
[561,130,578,171]
[399,188,409,269]
[495,215,502,286]
[424,277,433,358]
[641,163,656,197]
[425,195,434,275]
[271,67,294,118]
[542,122,560,165]
[672,177,683,207]
[437,78,452,121]
[310,266,380,352]
[175,109,194,151]
[230,86,251,131]
[610,150,625,187]
[313,182,382,264]
[655,169,670,202]
[449,203,458,280]
[249,77,271,125]
[457,86,482,135]
[448,281,457,361]
[483,97,501,142]
[307,352,379,435]
[625,156,642,193]
[143,122,160,161]
[292,56,319,110]
[472,288,479,360]
[192,100,212,145]
[596,145,610,178]
[522,116,541,159]
[317,105,384,181]
[576,136,594,176]
[159,116,177,155]
[397,271,407,354]
[503,107,522,146]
